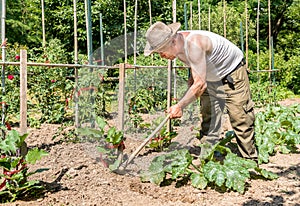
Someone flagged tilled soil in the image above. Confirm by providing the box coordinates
[3,99,300,206]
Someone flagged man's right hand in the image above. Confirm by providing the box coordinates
[167,104,183,119]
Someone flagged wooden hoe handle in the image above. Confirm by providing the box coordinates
[117,114,171,172]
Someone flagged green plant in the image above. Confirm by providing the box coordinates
[127,86,167,114]
[141,131,278,194]
[2,40,74,127]
[76,67,115,126]
[76,116,125,170]
[250,80,295,106]
[255,104,300,164]
[147,127,177,151]
[52,122,78,143]
[0,129,48,203]
[27,39,74,125]
[129,113,146,129]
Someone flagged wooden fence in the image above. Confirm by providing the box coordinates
[0,49,174,134]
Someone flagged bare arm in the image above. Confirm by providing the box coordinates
[169,35,210,118]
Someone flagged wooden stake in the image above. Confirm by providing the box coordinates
[118,63,125,131]
[268,0,271,81]
[117,63,126,167]
[198,0,201,29]
[257,0,260,71]
[167,60,172,133]
[20,50,27,135]
[190,2,193,30]
[245,0,249,69]
[223,0,226,38]
[208,5,211,31]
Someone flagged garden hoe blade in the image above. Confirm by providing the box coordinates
[113,114,171,175]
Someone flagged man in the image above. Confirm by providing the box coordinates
[144,21,257,160]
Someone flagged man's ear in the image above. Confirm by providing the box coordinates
[171,38,176,47]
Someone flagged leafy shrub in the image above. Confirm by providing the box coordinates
[255,104,300,163]
[2,39,74,127]
[250,80,295,106]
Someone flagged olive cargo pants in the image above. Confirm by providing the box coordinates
[199,64,258,159]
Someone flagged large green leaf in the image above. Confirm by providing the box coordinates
[166,149,192,179]
[202,153,257,193]
[77,127,104,138]
[25,148,48,164]
[140,155,166,185]
[190,173,207,189]
[255,168,278,180]
[0,135,17,154]
[95,116,107,132]
[106,127,123,145]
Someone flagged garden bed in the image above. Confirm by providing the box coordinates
[4,100,300,205]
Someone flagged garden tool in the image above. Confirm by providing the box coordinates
[114,114,171,174]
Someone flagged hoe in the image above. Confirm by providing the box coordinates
[114,114,171,174]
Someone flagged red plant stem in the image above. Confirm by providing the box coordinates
[99,154,108,168]
[0,179,7,190]
[0,158,27,190]
[105,140,125,150]
[3,164,26,177]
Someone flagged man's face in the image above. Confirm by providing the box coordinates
[157,42,176,60]
[158,51,176,60]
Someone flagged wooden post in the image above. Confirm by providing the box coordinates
[198,0,201,29]
[190,2,193,30]
[20,49,27,135]
[184,3,188,30]
[148,0,152,25]
[245,0,249,69]
[268,0,271,81]
[1,0,6,125]
[257,0,260,71]
[223,0,226,38]
[41,0,46,47]
[134,0,138,65]
[118,63,125,131]
[208,5,211,31]
[84,0,93,65]
[167,60,172,132]
[73,0,79,128]
[123,0,127,63]
[117,63,125,166]
[172,0,177,100]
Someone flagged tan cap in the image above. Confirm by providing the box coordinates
[144,21,181,56]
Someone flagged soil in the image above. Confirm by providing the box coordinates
[3,98,300,206]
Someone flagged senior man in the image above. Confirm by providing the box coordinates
[144,21,257,160]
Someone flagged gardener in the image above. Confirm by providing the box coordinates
[144,21,257,160]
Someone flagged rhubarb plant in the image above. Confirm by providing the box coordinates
[77,116,125,170]
[147,126,177,151]
[0,128,48,203]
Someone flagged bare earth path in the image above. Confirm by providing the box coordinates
[3,99,300,206]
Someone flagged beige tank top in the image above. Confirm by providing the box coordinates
[179,30,244,82]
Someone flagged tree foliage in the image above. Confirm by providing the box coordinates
[2,0,300,93]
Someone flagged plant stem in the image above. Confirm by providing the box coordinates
[190,162,202,173]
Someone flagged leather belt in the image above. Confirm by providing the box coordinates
[222,58,245,85]
[234,58,246,71]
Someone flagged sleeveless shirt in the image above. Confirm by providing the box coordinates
[179,30,244,82]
